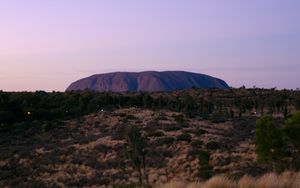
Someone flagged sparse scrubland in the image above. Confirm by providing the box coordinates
[0,88,300,187]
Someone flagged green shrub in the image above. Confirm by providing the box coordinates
[147,130,165,137]
[190,139,203,148]
[126,115,136,120]
[157,113,168,120]
[111,124,126,140]
[94,144,111,153]
[153,136,175,146]
[197,150,212,180]
[173,114,185,124]
[206,141,221,150]
[282,112,300,170]
[161,124,181,131]
[187,148,202,158]
[211,113,227,123]
[254,116,285,171]
[194,129,207,136]
[176,133,192,142]
[77,177,89,187]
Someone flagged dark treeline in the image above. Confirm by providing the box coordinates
[1,88,300,130]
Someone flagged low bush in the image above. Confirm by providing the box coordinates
[197,150,213,180]
[173,114,185,124]
[161,124,181,132]
[187,148,202,158]
[152,136,175,146]
[176,133,192,142]
[211,113,227,123]
[206,141,221,150]
[94,144,111,153]
[111,124,126,140]
[147,130,165,137]
[194,129,207,136]
[190,139,203,148]
[126,115,136,120]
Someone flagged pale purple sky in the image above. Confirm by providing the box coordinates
[0,0,299,91]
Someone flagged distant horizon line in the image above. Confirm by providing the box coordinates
[1,86,299,93]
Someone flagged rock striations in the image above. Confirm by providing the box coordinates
[66,71,229,92]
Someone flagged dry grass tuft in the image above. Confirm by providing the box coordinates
[201,176,235,188]
[157,171,300,188]
[237,175,255,188]
[255,173,280,188]
[186,182,203,188]
[157,181,187,188]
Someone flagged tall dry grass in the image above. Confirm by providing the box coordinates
[157,171,300,188]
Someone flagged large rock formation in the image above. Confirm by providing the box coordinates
[66,71,229,92]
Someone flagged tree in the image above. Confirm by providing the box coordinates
[142,93,152,108]
[182,93,195,116]
[295,97,300,110]
[254,116,285,171]
[197,150,212,180]
[234,97,244,117]
[124,125,147,185]
[282,112,300,170]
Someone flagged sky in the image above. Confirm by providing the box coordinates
[0,0,299,91]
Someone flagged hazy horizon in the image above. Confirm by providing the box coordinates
[1,0,300,91]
